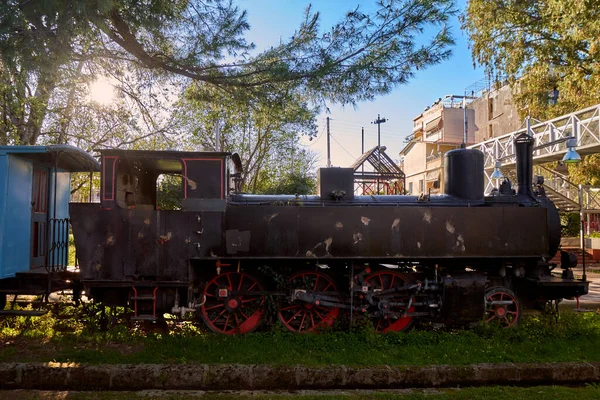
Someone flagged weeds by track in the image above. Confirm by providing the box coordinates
[1,303,600,366]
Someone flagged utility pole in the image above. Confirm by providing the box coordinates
[360,126,365,154]
[462,93,468,147]
[361,126,365,168]
[372,114,387,193]
[326,117,331,167]
[361,127,365,194]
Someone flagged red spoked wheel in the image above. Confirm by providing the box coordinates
[364,270,414,332]
[485,287,520,327]
[277,271,340,332]
[201,272,265,334]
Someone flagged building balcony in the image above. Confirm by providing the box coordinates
[426,152,442,163]
[426,156,442,171]
[424,129,442,142]
[413,123,424,133]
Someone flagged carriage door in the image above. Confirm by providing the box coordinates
[31,166,49,268]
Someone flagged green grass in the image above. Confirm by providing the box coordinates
[68,234,76,266]
[2,308,600,366]
[4,386,600,400]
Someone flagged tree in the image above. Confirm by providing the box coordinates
[0,35,187,149]
[463,0,600,185]
[157,174,184,210]
[462,0,600,121]
[2,0,456,112]
[175,83,318,193]
[1,0,456,193]
[261,173,317,195]
[564,154,600,186]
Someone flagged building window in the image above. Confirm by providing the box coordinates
[419,179,424,193]
[409,182,413,194]
[426,128,441,138]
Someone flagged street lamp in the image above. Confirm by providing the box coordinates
[491,161,504,179]
[562,137,581,163]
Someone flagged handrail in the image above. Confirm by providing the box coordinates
[533,165,600,211]
[426,152,442,163]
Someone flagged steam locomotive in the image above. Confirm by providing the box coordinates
[0,134,588,333]
[63,133,585,333]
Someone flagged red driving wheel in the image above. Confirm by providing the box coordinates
[364,270,414,332]
[277,271,340,332]
[485,287,520,327]
[201,272,265,334]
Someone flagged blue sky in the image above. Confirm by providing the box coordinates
[239,0,484,167]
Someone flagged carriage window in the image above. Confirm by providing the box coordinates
[156,174,183,210]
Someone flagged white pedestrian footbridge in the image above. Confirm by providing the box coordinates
[467,103,600,213]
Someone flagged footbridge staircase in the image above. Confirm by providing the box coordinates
[533,165,600,213]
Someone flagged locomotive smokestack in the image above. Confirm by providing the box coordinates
[514,133,534,197]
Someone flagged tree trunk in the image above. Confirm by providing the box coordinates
[21,69,58,145]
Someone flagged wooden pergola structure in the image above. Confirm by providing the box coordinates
[350,146,405,195]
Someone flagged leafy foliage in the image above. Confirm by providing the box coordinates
[560,212,580,237]
[462,0,600,121]
[462,0,600,185]
[259,173,316,195]
[176,84,319,193]
[1,0,456,106]
[566,154,600,186]
[156,174,183,210]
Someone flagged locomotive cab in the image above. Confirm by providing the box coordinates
[98,149,232,212]
[70,149,236,311]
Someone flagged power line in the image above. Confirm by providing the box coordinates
[326,120,407,136]
[328,129,405,139]
[326,127,406,141]
[299,124,326,147]
[330,133,356,160]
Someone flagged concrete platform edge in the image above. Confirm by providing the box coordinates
[0,362,598,390]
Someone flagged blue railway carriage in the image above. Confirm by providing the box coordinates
[0,145,99,310]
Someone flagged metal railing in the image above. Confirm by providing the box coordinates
[46,218,71,272]
[468,103,600,193]
[426,152,442,163]
[533,165,600,212]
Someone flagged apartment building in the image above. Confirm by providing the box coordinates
[400,95,475,195]
[399,81,522,195]
[469,83,521,143]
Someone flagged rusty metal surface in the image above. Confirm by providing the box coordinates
[223,205,549,260]
[441,272,487,324]
[72,200,552,283]
[70,204,210,281]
